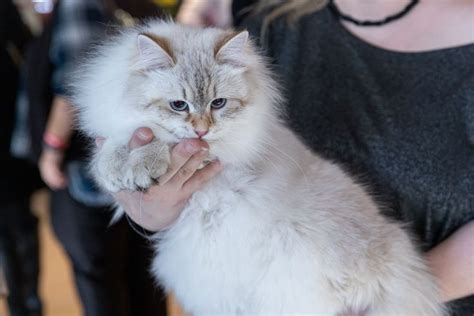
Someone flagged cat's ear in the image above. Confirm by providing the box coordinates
[215,31,249,67]
[134,34,175,72]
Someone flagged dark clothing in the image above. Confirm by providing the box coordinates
[242,7,474,315]
[0,0,30,50]
[0,200,41,316]
[24,24,55,164]
[49,0,107,97]
[49,0,108,162]
[232,0,256,26]
[50,190,167,316]
[0,0,36,201]
[0,2,42,316]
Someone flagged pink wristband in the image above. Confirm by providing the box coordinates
[43,132,69,150]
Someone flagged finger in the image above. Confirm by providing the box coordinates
[114,190,138,213]
[182,160,222,195]
[41,164,58,187]
[167,148,209,188]
[128,127,154,150]
[113,190,131,205]
[47,167,67,189]
[52,166,67,187]
[158,139,209,185]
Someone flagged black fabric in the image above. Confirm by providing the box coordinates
[0,0,38,199]
[0,159,42,203]
[0,3,42,315]
[242,7,474,315]
[0,0,30,51]
[0,200,41,316]
[24,11,56,163]
[232,0,257,26]
[50,189,167,316]
[0,50,17,159]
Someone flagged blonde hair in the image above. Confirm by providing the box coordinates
[251,0,329,43]
[255,0,328,23]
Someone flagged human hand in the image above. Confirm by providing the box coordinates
[426,220,474,302]
[104,127,223,232]
[39,148,68,190]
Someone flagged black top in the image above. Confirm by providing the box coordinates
[232,0,256,26]
[0,0,30,156]
[242,7,474,314]
[0,0,40,201]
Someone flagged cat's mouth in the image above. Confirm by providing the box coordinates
[157,125,219,154]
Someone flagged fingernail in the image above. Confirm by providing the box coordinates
[137,129,152,140]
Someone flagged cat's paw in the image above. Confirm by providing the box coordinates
[123,142,170,190]
[92,140,170,192]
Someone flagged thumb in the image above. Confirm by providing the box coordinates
[129,127,154,150]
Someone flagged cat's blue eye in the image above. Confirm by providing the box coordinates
[170,100,189,112]
[211,98,227,110]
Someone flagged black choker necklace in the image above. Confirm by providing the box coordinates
[328,0,419,27]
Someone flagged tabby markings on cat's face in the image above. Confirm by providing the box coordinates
[132,30,252,143]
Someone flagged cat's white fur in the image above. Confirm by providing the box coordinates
[73,20,444,315]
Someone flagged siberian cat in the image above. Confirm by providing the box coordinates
[73,21,444,315]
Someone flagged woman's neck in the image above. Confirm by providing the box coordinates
[333,0,474,53]
[333,0,413,22]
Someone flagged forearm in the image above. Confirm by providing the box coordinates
[44,95,75,144]
[426,220,474,302]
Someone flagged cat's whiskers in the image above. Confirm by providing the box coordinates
[213,138,266,165]
[216,139,293,188]
[257,138,311,192]
[90,75,123,90]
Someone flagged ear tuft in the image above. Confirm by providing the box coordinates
[135,34,175,71]
[215,31,249,67]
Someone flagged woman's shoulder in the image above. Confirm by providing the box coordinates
[238,6,333,58]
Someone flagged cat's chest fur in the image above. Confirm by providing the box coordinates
[151,167,331,314]
[154,169,266,307]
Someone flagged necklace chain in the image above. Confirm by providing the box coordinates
[328,0,419,27]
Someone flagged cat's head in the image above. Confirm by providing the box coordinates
[127,21,281,165]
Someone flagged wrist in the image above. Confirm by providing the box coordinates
[43,131,69,151]
[125,213,157,238]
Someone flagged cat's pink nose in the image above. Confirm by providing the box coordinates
[194,129,208,138]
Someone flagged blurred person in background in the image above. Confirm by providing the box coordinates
[177,0,233,27]
[34,0,167,315]
[0,1,43,316]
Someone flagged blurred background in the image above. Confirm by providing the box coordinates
[2,1,473,315]
[0,1,234,315]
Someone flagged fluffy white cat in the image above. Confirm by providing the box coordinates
[73,20,444,315]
